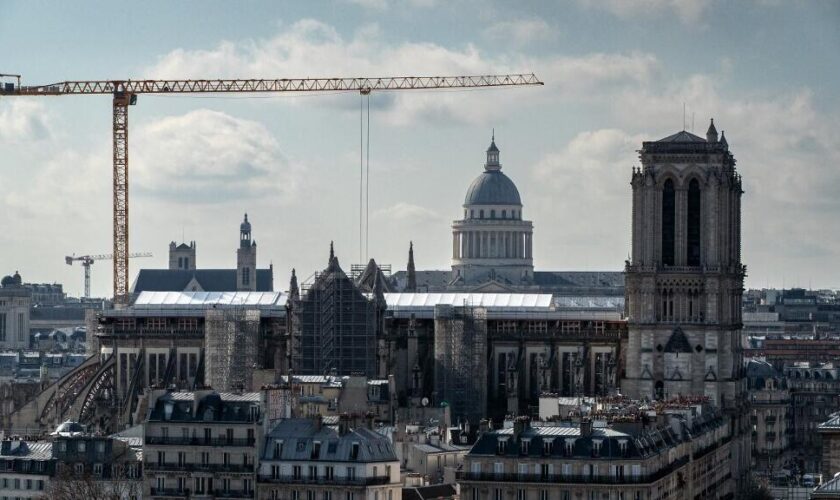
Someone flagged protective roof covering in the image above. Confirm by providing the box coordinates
[383,292,552,309]
[464,170,522,206]
[134,291,286,308]
[553,296,624,309]
[403,485,458,500]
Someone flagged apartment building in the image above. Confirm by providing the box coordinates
[143,389,263,499]
[257,415,401,500]
[459,403,735,500]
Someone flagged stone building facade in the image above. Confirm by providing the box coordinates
[0,272,32,350]
[451,136,535,286]
[460,403,735,500]
[622,123,745,405]
[168,240,196,271]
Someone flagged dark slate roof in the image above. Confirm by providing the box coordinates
[131,269,272,293]
[657,130,707,143]
[746,359,780,380]
[664,327,692,353]
[148,391,261,423]
[464,170,522,206]
[175,243,192,250]
[403,484,458,500]
[263,418,397,463]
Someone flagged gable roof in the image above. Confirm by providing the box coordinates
[131,269,273,293]
[664,327,692,353]
[657,130,707,143]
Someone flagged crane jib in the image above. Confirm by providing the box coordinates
[0,72,543,303]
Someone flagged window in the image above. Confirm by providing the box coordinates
[194,477,206,494]
[346,493,355,500]
[312,441,321,459]
[96,441,105,453]
[324,493,332,500]
[543,439,553,455]
[346,466,356,480]
[480,210,484,219]
[178,452,186,467]
[200,452,209,466]
[517,491,526,500]
[93,463,102,477]
[495,489,503,500]
[325,466,334,480]
[0,313,5,341]
[309,465,317,479]
[17,312,24,341]
[350,443,360,460]
[75,463,84,475]
[491,209,496,219]
[540,491,549,500]
[78,441,86,452]
[521,438,530,455]
[293,465,302,480]
[687,178,702,266]
[274,440,283,459]
[502,209,507,218]
[661,179,675,266]
[156,476,165,490]
[243,267,251,286]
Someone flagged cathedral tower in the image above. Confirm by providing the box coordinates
[236,213,257,291]
[621,121,745,408]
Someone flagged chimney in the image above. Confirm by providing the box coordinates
[513,416,530,439]
[339,413,351,436]
[580,417,593,437]
[365,412,375,430]
[479,419,490,434]
[314,414,323,432]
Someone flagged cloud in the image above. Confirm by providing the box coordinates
[374,202,443,223]
[143,19,659,126]
[132,109,303,204]
[344,0,389,9]
[484,19,556,46]
[0,100,52,142]
[577,0,713,24]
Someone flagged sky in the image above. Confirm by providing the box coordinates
[0,0,838,297]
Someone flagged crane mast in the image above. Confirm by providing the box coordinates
[2,73,543,303]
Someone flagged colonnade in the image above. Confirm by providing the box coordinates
[452,230,532,260]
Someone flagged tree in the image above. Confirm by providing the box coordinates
[43,463,142,500]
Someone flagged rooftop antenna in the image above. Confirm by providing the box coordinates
[682,102,686,131]
[691,112,695,133]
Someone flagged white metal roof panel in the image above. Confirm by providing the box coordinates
[382,293,553,309]
[134,291,286,308]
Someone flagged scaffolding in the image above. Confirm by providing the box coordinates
[294,260,382,377]
[204,307,260,392]
[433,303,487,425]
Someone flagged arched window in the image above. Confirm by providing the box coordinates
[687,179,702,266]
[661,179,675,266]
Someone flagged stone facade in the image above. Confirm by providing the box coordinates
[237,214,258,292]
[168,241,196,271]
[451,137,535,286]
[0,273,32,351]
[621,125,745,407]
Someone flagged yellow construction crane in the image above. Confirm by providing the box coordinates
[65,252,152,299]
[1,73,543,303]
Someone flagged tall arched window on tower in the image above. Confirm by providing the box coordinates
[661,179,676,266]
[687,179,702,266]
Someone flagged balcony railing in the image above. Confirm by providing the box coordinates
[457,458,689,486]
[145,436,256,447]
[149,489,253,499]
[146,462,254,473]
[257,474,392,486]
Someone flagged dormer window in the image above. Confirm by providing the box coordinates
[565,440,574,456]
[543,439,554,455]
[592,439,603,458]
[502,210,507,219]
[350,443,360,460]
[520,438,530,455]
[618,439,628,457]
[273,441,283,459]
[497,438,508,454]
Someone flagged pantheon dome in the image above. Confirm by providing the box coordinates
[451,136,534,286]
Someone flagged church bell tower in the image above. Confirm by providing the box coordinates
[237,213,257,291]
[621,121,745,408]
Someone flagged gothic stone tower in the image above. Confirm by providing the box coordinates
[237,213,257,291]
[622,121,745,408]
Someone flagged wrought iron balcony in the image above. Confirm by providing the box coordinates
[257,474,392,486]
